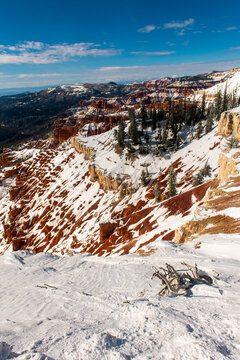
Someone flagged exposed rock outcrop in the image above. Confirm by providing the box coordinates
[4,167,18,179]
[89,165,120,192]
[99,222,117,241]
[71,137,95,160]
[52,119,80,147]
[71,137,135,195]
[218,111,240,140]
[0,150,14,167]
[174,147,240,244]
[218,152,239,183]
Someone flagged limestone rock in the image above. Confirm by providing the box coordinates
[218,111,240,140]
[218,153,238,183]
[71,137,95,160]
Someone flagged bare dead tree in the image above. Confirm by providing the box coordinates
[151,262,213,296]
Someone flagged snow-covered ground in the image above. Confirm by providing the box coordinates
[0,235,240,360]
[205,71,240,97]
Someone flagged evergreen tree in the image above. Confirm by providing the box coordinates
[192,162,212,186]
[128,109,139,145]
[195,120,203,139]
[168,166,177,197]
[175,133,181,150]
[148,108,153,121]
[144,131,150,144]
[190,120,194,140]
[201,93,206,119]
[154,182,161,202]
[214,91,223,121]
[192,172,204,186]
[156,109,165,122]
[222,85,228,112]
[205,108,214,134]
[232,90,238,108]
[156,128,162,146]
[162,123,168,147]
[116,120,125,148]
[225,135,239,149]
[141,169,149,186]
[152,108,157,131]
[201,161,212,177]
[140,104,148,130]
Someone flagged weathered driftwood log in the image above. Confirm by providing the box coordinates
[151,262,213,296]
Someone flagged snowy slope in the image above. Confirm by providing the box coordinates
[205,70,240,97]
[0,124,223,255]
[0,236,240,360]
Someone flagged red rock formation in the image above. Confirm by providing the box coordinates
[5,167,18,179]
[99,222,117,241]
[52,119,80,146]
[0,149,14,167]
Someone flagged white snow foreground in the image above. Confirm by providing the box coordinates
[0,236,240,360]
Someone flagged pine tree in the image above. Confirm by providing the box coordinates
[192,172,204,186]
[140,104,148,130]
[162,123,168,147]
[190,120,194,140]
[168,166,177,197]
[195,120,203,139]
[152,108,157,131]
[156,109,165,122]
[205,108,214,134]
[154,182,161,202]
[141,169,149,186]
[201,93,206,119]
[144,131,150,144]
[231,90,238,109]
[156,128,162,146]
[201,161,212,177]
[128,109,139,145]
[225,135,239,149]
[148,108,153,121]
[214,91,223,121]
[222,85,228,112]
[116,120,125,148]
[175,133,181,150]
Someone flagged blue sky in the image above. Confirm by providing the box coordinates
[0,0,240,89]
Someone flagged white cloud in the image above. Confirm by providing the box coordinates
[226,26,238,31]
[130,51,175,55]
[138,25,157,33]
[229,46,240,51]
[177,29,185,36]
[211,30,224,33]
[164,18,194,29]
[90,60,240,82]
[0,41,121,64]
[1,59,240,89]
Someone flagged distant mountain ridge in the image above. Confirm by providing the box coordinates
[0,67,240,148]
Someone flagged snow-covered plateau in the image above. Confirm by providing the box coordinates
[0,234,240,360]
